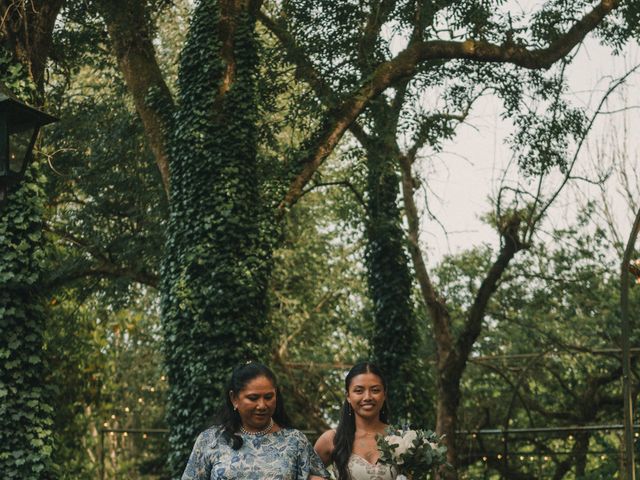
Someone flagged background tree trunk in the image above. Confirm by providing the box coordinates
[360,98,422,421]
[159,1,272,476]
[365,136,419,421]
[0,2,63,477]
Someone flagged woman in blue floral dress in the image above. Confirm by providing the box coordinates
[182,362,330,480]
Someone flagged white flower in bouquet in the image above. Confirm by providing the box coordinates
[377,427,448,479]
[386,430,417,464]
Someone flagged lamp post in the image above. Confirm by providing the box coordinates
[0,83,57,207]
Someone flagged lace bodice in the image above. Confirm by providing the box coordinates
[344,454,395,480]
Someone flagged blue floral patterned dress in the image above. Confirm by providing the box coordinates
[182,426,330,480]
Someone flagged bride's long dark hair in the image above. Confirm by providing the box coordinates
[332,362,389,480]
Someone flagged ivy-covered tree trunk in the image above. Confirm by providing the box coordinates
[0,5,62,473]
[365,104,419,421]
[161,0,271,476]
[0,163,53,478]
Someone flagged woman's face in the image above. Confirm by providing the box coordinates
[230,375,277,432]
[346,372,386,420]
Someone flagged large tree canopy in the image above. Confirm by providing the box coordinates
[0,1,638,479]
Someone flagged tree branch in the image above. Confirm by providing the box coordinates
[0,0,64,92]
[273,0,619,211]
[300,180,366,209]
[357,0,398,71]
[529,62,640,233]
[457,212,527,365]
[96,0,174,197]
[44,227,159,288]
[46,264,159,290]
[257,10,336,106]
[398,152,454,362]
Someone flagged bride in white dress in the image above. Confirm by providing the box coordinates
[314,362,396,480]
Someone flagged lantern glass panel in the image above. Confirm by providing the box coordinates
[9,127,35,174]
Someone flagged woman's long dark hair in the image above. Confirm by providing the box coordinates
[332,362,390,480]
[219,361,292,449]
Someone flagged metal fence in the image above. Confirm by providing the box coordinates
[99,424,639,479]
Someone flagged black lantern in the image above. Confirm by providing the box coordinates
[0,83,57,206]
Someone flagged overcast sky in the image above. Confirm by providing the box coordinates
[414,29,640,263]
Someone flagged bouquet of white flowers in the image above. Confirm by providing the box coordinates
[376,427,448,480]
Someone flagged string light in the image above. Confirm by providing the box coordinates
[125,407,130,413]
[497,454,502,460]
[111,414,116,420]
[482,456,487,462]
[103,422,108,428]
[138,397,144,404]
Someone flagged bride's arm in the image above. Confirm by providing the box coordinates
[314,429,336,466]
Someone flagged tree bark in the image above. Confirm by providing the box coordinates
[96,0,174,197]
[0,0,64,93]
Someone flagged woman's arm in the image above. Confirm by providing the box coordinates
[313,429,336,466]
[293,429,332,480]
[181,430,214,480]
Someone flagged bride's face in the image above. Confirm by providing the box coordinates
[346,372,386,420]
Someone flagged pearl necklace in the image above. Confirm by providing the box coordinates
[240,418,274,436]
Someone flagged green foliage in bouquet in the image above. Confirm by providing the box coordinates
[377,428,448,480]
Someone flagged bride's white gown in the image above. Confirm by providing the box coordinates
[344,454,395,480]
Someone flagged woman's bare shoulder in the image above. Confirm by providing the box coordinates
[316,428,336,442]
[314,429,337,463]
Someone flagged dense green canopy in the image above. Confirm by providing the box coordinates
[0,1,639,479]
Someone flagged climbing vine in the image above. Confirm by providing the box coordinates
[364,121,421,422]
[161,1,272,475]
[0,59,53,479]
